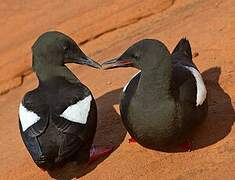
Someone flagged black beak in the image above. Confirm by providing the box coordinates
[65,55,101,69]
[79,56,101,69]
[102,57,133,70]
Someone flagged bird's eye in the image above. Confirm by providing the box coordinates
[132,54,139,59]
[63,46,69,51]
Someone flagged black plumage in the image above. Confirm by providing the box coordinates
[19,31,101,169]
[102,38,208,150]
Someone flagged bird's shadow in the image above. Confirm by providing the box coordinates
[165,67,235,152]
[47,88,127,179]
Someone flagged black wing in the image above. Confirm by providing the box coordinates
[20,89,49,136]
[171,64,208,133]
[171,64,197,105]
[171,39,208,136]
[19,89,49,162]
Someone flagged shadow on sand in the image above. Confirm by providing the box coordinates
[48,88,126,179]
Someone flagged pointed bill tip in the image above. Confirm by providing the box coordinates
[101,58,119,70]
[81,57,102,69]
[101,57,133,70]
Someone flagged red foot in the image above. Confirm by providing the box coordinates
[179,140,192,151]
[88,145,113,164]
[128,137,136,143]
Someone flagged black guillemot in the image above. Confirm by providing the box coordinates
[102,38,208,150]
[19,31,112,170]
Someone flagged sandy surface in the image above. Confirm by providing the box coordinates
[0,0,235,179]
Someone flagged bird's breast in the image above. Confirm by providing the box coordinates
[127,98,177,135]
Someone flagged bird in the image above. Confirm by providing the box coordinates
[102,38,208,151]
[19,31,112,170]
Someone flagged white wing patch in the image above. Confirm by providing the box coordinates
[60,95,92,124]
[19,103,40,132]
[123,71,141,92]
[184,66,207,106]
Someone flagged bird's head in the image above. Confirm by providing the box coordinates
[102,39,171,71]
[32,31,101,71]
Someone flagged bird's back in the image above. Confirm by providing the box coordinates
[19,77,97,169]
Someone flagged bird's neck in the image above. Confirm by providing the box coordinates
[35,64,79,84]
[136,58,172,103]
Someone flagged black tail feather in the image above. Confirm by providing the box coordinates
[172,38,192,59]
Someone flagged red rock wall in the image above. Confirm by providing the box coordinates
[0,0,174,94]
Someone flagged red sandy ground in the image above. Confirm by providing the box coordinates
[0,0,235,179]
